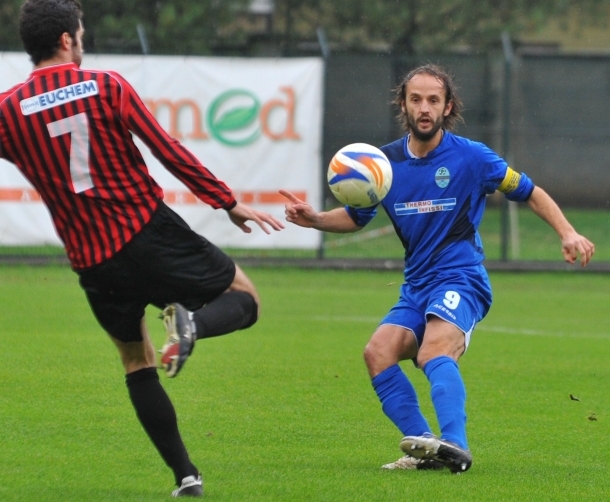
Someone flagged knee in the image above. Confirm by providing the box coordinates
[416,340,463,369]
[415,353,428,369]
[117,345,156,374]
[230,265,260,306]
[363,337,389,374]
[363,341,375,367]
[363,327,418,377]
[416,346,438,369]
[234,291,259,329]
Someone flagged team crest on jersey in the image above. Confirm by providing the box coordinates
[435,167,450,188]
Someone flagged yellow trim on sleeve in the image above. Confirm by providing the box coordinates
[498,167,521,193]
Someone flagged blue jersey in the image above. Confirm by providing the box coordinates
[346,132,534,288]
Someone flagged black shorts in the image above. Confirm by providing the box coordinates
[77,202,236,343]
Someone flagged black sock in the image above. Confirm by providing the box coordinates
[125,367,198,484]
[193,291,258,340]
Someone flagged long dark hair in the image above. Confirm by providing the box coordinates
[393,64,464,133]
[19,0,82,65]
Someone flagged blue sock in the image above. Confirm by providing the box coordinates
[372,364,431,437]
[423,356,468,450]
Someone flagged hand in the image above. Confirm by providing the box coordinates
[526,187,595,267]
[561,231,595,267]
[279,189,320,228]
[227,202,285,234]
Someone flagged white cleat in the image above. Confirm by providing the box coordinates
[172,474,203,497]
[381,455,444,471]
[160,303,196,378]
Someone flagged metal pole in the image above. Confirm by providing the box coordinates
[500,32,513,261]
[316,27,330,260]
[137,23,150,55]
[316,27,330,59]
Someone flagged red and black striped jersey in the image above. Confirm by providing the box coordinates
[0,62,236,270]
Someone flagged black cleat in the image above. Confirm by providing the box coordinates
[400,435,473,473]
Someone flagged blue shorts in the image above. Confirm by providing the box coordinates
[380,265,492,350]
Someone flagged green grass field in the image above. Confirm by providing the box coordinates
[1,266,609,501]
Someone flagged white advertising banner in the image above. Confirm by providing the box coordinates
[0,52,323,249]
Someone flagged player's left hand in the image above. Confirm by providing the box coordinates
[227,202,285,234]
[561,231,595,267]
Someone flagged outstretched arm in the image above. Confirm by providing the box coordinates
[527,186,595,266]
[279,190,362,233]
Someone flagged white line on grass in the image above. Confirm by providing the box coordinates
[477,325,610,339]
[313,315,380,323]
[312,316,610,339]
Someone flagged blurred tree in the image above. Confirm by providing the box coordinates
[273,0,610,54]
[0,0,607,55]
[273,0,322,53]
[360,0,605,54]
[81,0,250,54]
[0,0,23,52]
[0,0,250,55]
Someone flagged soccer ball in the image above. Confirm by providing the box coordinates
[327,143,392,208]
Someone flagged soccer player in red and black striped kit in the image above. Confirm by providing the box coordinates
[0,0,285,497]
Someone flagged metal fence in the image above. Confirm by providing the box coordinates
[323,51,610,208]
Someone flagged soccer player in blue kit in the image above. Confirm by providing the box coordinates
[280,64,594,473]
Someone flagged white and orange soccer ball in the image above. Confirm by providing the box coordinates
[327,143,393,208]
